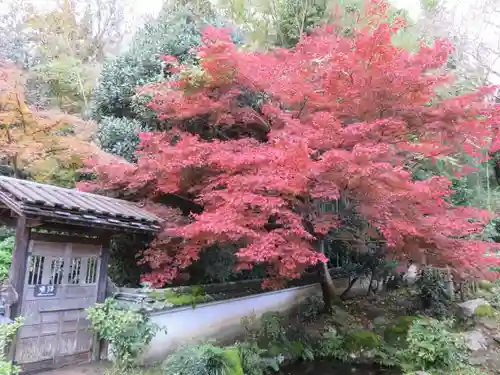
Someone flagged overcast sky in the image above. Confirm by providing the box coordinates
[2,0,500,82]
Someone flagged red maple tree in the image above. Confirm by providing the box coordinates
[81,0,500,296]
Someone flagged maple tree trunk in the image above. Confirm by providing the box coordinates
[317,239,335,313]
[340,277,358,300]
[367,272,375,296]
[366,265,377,296]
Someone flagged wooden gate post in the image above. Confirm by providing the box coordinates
[92,236,111,361]
[9,216,30,320]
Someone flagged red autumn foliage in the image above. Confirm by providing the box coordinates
[81,0,500,286]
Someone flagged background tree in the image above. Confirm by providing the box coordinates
[409,0,500,245]
[0,0,131,114]
[415,0,500,95]
[26,0,130,64]
[30,58,98,114]
[0,63,63,177]
[216,0,419,49]
[91,1,242,160]
[0,62,111,185]
[0,0,34,67]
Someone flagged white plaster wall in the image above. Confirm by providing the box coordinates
[138,284,321,364]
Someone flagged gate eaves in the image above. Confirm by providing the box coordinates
[0,176,162,233]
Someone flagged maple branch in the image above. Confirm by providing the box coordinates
[294,97,309,119]
[168,193,199,207]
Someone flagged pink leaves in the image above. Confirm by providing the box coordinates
[201,25,234,44]
[236,230,325,279]
[85,0,500,286]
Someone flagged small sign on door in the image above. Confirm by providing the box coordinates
[34,284,57,297]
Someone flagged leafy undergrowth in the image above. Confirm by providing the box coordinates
[95,286,497,375]
[296,289,495,375]
[156,290,491,375]
[343,288,419,323]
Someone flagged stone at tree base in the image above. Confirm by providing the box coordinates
[403,264,418,284]
[478,317,499,330]
[372,316,389,328]
[459,298,490,317]
[394,296,416,310]
[469,347,500,374]
[106,277,119,297]
[0,282,18,306]
[464,330,489,351]
[364,305,386,319]
[493,334,500,345]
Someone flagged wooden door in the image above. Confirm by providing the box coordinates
[15,240,101,372]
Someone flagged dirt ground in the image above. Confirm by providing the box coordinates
[36,363,110,375]
[35,362,162,375]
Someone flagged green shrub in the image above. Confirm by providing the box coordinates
[384,316,418,346]
[284,339,315,361]
[163,343,241,375]
[236,342,281,375]
[95,117,146,162]
[257,312,288,349]
[328,305,354,333]
[87,298,161,369]
[397,317,467,372]
[30,57,95,113]
[91,9,202,121]
[478,280,494,291]
[236,343,263,375]
[416,267,451,317]
[91,6,242,123]
[314,327,348,360]
[0,237,14,283]
[0,317,23,375]
[224,347,244,375]
[474,304,495,317]
[243,311,314,362]
[295,295,323,322]
[107,233,153,287]
[344,330,381,352]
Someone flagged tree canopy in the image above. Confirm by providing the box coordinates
[82,0,500,288]
[0,62,112,185]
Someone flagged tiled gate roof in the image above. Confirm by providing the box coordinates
[0,176,162,233]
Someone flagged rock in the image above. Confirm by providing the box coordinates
[464,330,489,351]
[106,277,119,297]
[365,305,386,318]
[478,317,499,330]
[372,316,389,328]
[403,264,419,285]
[468,353,485,366]
[493,334,500,345]
[459,298,490,317]
[0,282,18,306]
[415,372,431,375]
[469,347,500,373]
[395,296,416,309]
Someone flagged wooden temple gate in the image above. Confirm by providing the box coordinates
[0,176,161,373]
